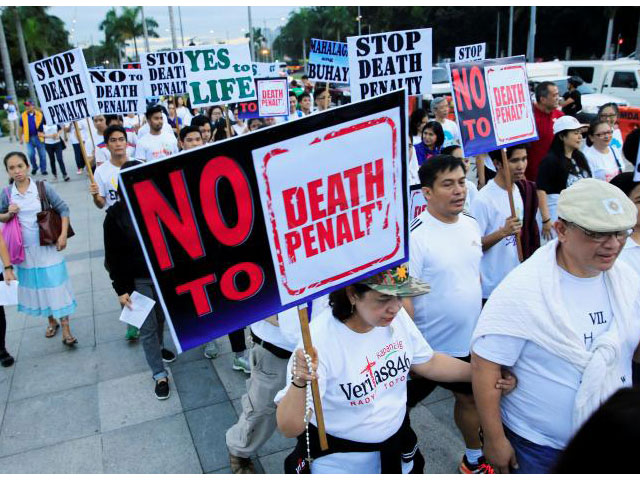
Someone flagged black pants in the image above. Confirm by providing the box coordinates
[45,142,67,177]
[72,143,84,170]
[228,328,247,353]
[0,274,7,353]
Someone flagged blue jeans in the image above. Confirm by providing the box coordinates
[26,138,47,173]
[504,426,562,474]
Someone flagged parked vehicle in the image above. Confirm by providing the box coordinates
[562,60,640,107]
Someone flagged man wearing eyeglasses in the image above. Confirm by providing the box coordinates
[470,178,640,474]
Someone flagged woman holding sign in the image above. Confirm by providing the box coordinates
[276,265,515,474]
[0,152,77,346]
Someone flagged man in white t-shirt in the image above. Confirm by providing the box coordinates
[89,125,129,209]
[408,154,489,473]
[470,148,526,301]
[431,97,461,148]
[134,105,179,163]
[91,115,109,168]
[471,179,640,474]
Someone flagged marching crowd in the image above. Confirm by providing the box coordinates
[1,74,639,475]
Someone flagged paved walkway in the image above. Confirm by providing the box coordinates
[0,136,463,473]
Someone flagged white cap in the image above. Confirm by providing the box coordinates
[553,115,587,135]
[557,178,637,232]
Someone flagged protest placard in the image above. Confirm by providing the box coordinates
[308,38,349,84]
[140,49,188,98]
[119,90,407,351]
[455,42,487,62]
[252,62,285,78]
[29,48,99,125]
[257,77,288,117]
[183,43,256,108]
[409,185,427,221]
[347,29,432,101]
[89,69,146,115]
[122,61,141,70]
[448,55,538,157]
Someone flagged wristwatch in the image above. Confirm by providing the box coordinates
[3,265,13,270]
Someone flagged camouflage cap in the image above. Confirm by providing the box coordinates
[359,264,430,298]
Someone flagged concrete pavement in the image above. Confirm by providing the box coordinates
[0,136,463,473]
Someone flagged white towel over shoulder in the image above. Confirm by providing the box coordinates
[472,239,639,431]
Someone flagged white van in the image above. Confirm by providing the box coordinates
[562,60,640,106]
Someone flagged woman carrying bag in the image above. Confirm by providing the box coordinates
[0,152,77,345]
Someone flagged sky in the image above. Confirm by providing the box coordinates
[49,6,298,58]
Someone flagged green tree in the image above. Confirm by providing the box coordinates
[118,6,159,61]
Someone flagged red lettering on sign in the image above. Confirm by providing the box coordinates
[282,187,307,229]
[365,158,385,202]
[175,273,216,316]
[219,262,264,301]
[200,156,253,246]
[134,171,204,271]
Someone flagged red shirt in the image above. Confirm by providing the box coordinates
[525,104,564,181]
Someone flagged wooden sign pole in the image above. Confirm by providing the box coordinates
[324,81,330,110]
[73,121,95,184]
[297,304,329,451]
[85,118,96,155]
[501,148,523,262]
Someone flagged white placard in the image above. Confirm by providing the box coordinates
[252,106,405,305]
[485,61,536,146]
[183,44,256,108]
[89,69,147,115]
[0,280,18,306]
[252,62,284,79]
[29,48,99,125]
[257,78,289,117]
[455,42,487,62]
[347,28,432,101]
[140,49,188,98]
[119,291,156,329]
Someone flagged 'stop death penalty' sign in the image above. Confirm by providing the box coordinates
[455,42,486,62]
[29,48,99,125]
[448,55,538,157]
[118,90,408,352]
[347,28,432,101]
[140,49,188,98]
[183,43,256,108]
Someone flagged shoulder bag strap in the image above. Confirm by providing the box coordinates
[610,147,623,170]
[36,180,50,211]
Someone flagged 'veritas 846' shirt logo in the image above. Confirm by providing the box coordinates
[339,341,410,406]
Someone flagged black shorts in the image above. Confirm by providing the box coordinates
[407,355,472,408]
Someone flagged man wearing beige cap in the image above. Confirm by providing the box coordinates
[470,178,640,474]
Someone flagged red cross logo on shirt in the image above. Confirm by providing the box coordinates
[360,356,377,387]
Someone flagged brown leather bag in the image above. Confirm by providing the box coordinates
[36,180,74,246]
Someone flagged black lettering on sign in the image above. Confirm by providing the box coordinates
[583,332,593,347]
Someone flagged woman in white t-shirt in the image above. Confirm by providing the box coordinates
[597,102,624,160]
[276,265,513,474]
[584,120,623,182]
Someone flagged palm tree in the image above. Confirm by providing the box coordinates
[100,8,126,67]
[0,11,16,100]
[118,7,158,60]
[12,7,36,103]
